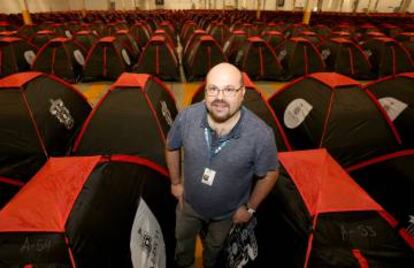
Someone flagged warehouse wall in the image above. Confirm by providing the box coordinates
[1,0,414,14]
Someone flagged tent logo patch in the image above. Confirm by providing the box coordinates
[122,49,131,65]
[364,49,372,58]
[49,99,74,130]
[321,49,331,60]
[378,97,408,121]
[161,101,173,126]
[407,215,414,236]
[284,98,313,129]
[73,50,85,66]
[65,30,72,38]
[278,49,287,61]
[24,50,36,65]
[223,41,230,53]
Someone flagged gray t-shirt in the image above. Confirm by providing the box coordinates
[167,102,279,220]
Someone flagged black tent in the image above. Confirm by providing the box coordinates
[30,29,59,49]
[364,72,414,148]
[0,155,176,267]
[0,37,37,78]
[32,37,86,83]
[133,35,180,81]
[277,37,325,80]
[268,72,402,167]
[72,30,99,52]
[83,36,133,81]
[320,37,373,80]
[348,149,414,242]
[363,37,414,78]
[184,35,226,81]
[72,72,178,169]
[254,149,414,268]
[223,30,248,64]
[235,36,283,81]
[0,72,91,207]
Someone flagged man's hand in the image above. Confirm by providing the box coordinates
[171,183,184,209]
[232,205,252,224]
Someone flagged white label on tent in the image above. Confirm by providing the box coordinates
[278,50,287,61]
[284,98,313,129]
[235,50,244,64]
[122,49,131,65]
[364,49,372,58]
[161,101,173,126]
[407,215,414,236]
[49,99,74,130]
[130,198,166,268]
[223,40,231,53]
[73,49,85,66]
[321,49,331,60]
[378,97,408,121]
[65,30,72,38]
[92,30,98,35]
[24,50,36,65]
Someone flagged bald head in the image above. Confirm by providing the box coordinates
[206,63,243,87]
[204,63,246,123]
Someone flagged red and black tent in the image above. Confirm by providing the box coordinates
[83,36,133,81]
[254,149,414,268]
[363,37,414,78]
[235,36,283,81]
[0,72,91,207]
[364,72,414,148]
[0,37,37,78]
[348,149,414,242]
[268,72,402,167]
[276,37,325,80]
[184,35,226,81]
[30,29,59,49]
[261,30,285,52]
[72,73,177,169]
[133,35,180,81]
[223,30,248,64]
[191,72,291,152]
[0,155,176,267]
[32,37,86,83]
[72,30,99,52]
[320,37,373,80]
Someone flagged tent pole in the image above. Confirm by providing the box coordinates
[256,0,262,20]
[302,0,312,25]
[21,0,32,25]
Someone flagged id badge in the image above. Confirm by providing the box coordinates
[201,168,216,186]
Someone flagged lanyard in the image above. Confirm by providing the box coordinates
[204,127,229,164]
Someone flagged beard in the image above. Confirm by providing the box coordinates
[207,100,238,123]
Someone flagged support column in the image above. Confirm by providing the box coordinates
[302,0,313,24]
[21,0,32,25]
[256,0,262,19]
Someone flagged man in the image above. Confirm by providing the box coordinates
[165,63,279,268]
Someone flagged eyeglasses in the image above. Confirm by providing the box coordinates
[205,85,244,97]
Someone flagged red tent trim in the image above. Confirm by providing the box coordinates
[0,156,101,232]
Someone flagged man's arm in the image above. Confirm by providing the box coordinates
[165,148,184,208]
[247,170,279,210]
[232,170,279,223]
